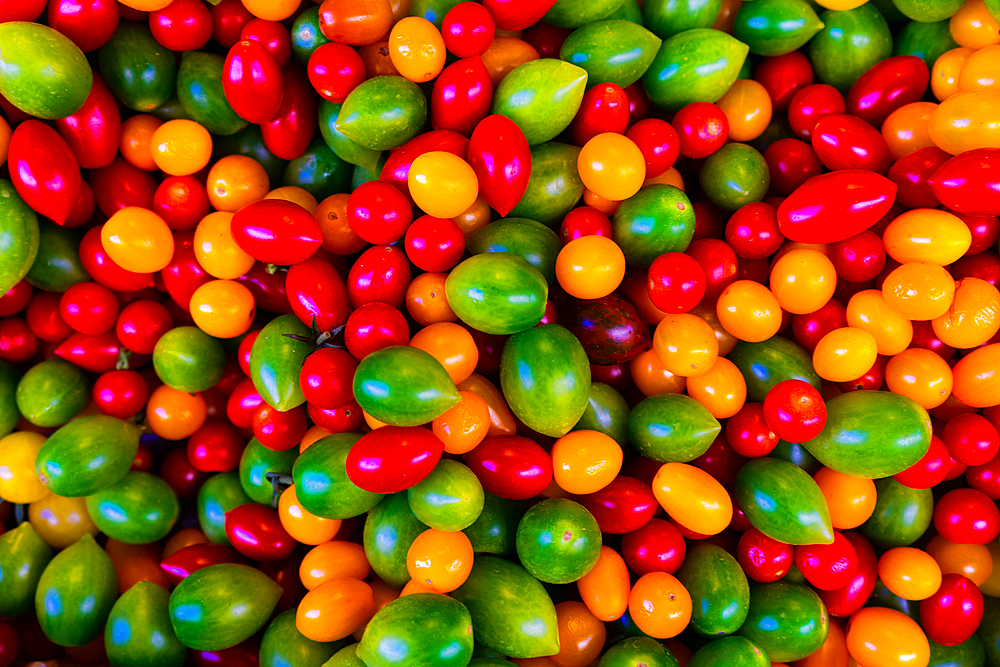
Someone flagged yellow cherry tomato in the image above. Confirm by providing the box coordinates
[932,47,977,101]
[628,572,692,639]
[189,279,256,339]
[686,357,747,419]
[0,431,49,503]
[882,209,972,265]
[881,262,956,321]
[652,313,720,378]
[952,342,1000,408]
[300,541,370,590]
[959,44,1000,92]
[926,534,993,585]
[846,289,914,356]
[878,547,943,601]
[716,280,783,343]
[119,0,171,10]
[409,321,478,385]
[207,155,270,212]
[265,186,319,213]
[388,16,447,83]
[551,430,624,495]
[885,348,953,410]
[119,114,162,171]
[630,347,688,397]
[146,385,207,440]
[552,601,607,667]
[815,0,868,8]
[278,484,342,546]
[845,607,930,667]
[194,211,256,280]
[980,540,1000,597]
[882,102,939,160]
[405,272,457,326]
[652,462,733,536]
[716,79,773,142]
[408,151,479,219]
[29,494,98,549]
[577,133,646,202]
[813,467,876,530]
[812,327,879,383]
[296,578,374,643]
[432,391,490,455]
[555,235,627,300]
[931,277,1000,349]
[929,90,1000,154]
[950,0,1000,48]
[242,0,301,21]
[150,119,213,176]
[101,207,175,273]
[576,546,630,622]
[769,248,837,315]
[406,528,474,592]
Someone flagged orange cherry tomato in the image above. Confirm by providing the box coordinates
[885,348,953,409]
[146,385,207,440]
[296,578,375,642]
[453,197,491,236]
[318,0,393,46]
[576,546,630,622]
[652,313,720,378]
[457,374,517,436]
[358,38,400,77]
[551,430,624,495]
[119,0,171,11]
[925,534,993,586]
[652,462,733,536]
[716,280,783,343]
[932,47,976,101]
[432,391,491,455]
[582,188,622,216]
[101,207,175,273]
[409,152,479,219]
[406,528,474,593]
[846,290,914,356]
[363,410,389,431]
[622,269,669,326]
[189,279,255,339]
[163,528,209,558]
[194,211,256,280]
[150,119,212,176]
[555,235,627,300]
[878,547,943,601]
[300,541,370,590]
[690,302,739,355]
[409,322,479,385]
[813,468,876,530]
[0,431,49,504]
[716,79,773,142]
[959,44,1000,93]
[243,0,301,21]
[628,572,692,639]
[812,327,879,383]
[881,262,956,321]
[795,618,849,667]
[265,186,319,213]
[406,272,458,326]
[29,494,98,549]
[882,102,939,160]
[630,347,688,397]
[119,114,162,171]
[952,342,1000,408]
[685,357,747,419]
[0,115,10,167]
[769,248,837,315]
[388,16,446,83]
[480,36,539,88]
[845,607,929,667]
[577,133,646,202]
[300,426,334,453]
[207,155,270,212]
[105,539,169,593]
[399,578,444,597]
[552,601,607,667]
[883,209,972,265]
[644,167,685,190]
[931,277,1000,349]
[950,0,1000,48]
[316,193,367,255]
[278,484,342,546]
[929,90,1000,154]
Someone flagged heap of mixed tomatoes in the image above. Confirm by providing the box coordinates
[0,0,999,665]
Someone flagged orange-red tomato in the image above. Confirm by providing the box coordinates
[119,114,162,171]
[628,572,692,639]
[432,391,491,455]
[316,193,367,255]
[577,133,646,202]
[555,235,627,300]
[150,119,213,176]
[652,313,720,378]
[480,37,539,88]
[457,374,517,436]
[146,385,207,440]
[885,348,953,409]
[770,248,837,315]
[194,211,256,280]
[300,541,371,590]
[952,342,1000,408]
[813,467,876,530]
[882,102,939,160]
[406,272,458,326]
[189,279,255,339]
[296,578,375,642]
[925,534,993,586]
[846,290,914,356]
[716,280,783,342]
[278,485,341,545]
[881,262,956,321]
[409,321,478,385]
[685,357,747,419]
[878,547,943,601]
[551,430,624,495]
[388,17,446,83]
[576,546,630,622]
[453,197,491,236]
[795,618,849,667]
[101,207,175,273]
[406,528,474,593]
[207,155,270,212]
[652,462,733,536]
[163,528,209,559]
[318,0,394,46]
[812,327,879,383]
[716,79,773,142]
[883,209,972,265]
[552,601,607,667]
[845,607,930,667]
[630,347,688,397]
[408,152,479,219]
[931,277,1000,349]
[105,539,169,593]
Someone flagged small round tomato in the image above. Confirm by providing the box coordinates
[788,84,845,139]
[308,42,366,103]
[206,155,270,213]
[882,262,956,321]
[686,356,747,419]
[878,547,943,601]
[155,175,212,231]
[389,16,446,83]
[560,207,613,244]
[770,248,837,315]
[652,313,719,379]
[569,84,630,147]
[441,1,495,57]
[647,252,706,315]
[762,379,827,443]
[672,102,728,158]
[716,280,783,343]
[404,215,465,273]
[919,573,985,646]
[296,578,374,643]
[753,51,814,111]
[116,300,173,355]
[406,528,474,593]
[347,180,413,246]
[551,430,623,496]
[577,133,646,202]
[59,282,119,336]
[763,138,825,197]
[885,348,954,410]
[794,531,858,591]
[119,114,162,171]
[628,572,692,639]
[846,607,930,667]
[189,279,255,339]
[462,435,553,500]
[725,202,783,261]
[408,151,479,219]
[150,0,214,51]
[555,235,627,300]
[101,207,175,273]
[829,230,886,284]
[933,487,1000,544]
[552,601,606,667]
[620,518,686,577]
[626,118,680,179]
[846,290,913,356]
[93,370,149,421]
[812,327,879,383]
[716,79,773,142]
[146,384,207,440]
[150,119,213,176]
[431,390,490,455]
[813,467,876,530]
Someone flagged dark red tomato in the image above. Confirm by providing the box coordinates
[347,180,413,245]
[788,84,845,139]
[791,298,847,353]
[762,379,827,444]
[227,377,263,429]
[442,1,495,57]
[568,83,629,147]
[620,518,686,575]
[26,291,73,343]
[933,488,1000,544]
[62,180,95,230]
[299,346,357,410]
[624,81,651,124]
[0,318,37,364]
[0,621,19,667]
[241,18,291,69]
[522,21,570,58]
[943,413,1000,466]
[48,0,118,52]
[236,262,291,315]
[187,420,244,473]
[691,435,747,485]
[285,257,351,332]
[811,114,891,175]
[482,0,557,30]
[258,554,306,614]
[646,251,706,314]
[0,281,32,317]
[59,282,119,336]
[90,157,158,216]
[150,0,213,51]
[726,403,779,458]
[347,426,445,493]
[462,326,504,375]
[589,360,631,395]
[944,452,970,482]
[80,227,156,294]
[626,118,680,179]
[431,56,493,137]
[160,447,210,500]
[252,403,308,452]
[736,527,793,583]
[539,299,559,326]
[381,130,470,205]
[345,302,410,361]
[560,206,612,243]
[691,201,728,243]
[210,0,254,48]
[927,148,1000,217]
[132,443,154,473]
[116,300,173,355]
[308,42,366,104]
[577,475,657,534]
[231,199,323,265]
[847,55,929,128]
[154,175,212,232]
[919,574,984,647]
[192,639,260,667]
[462,435,553,500]
[672,102,728,158]
[161,231,211,313]
[346,245,412,311]
[93,370,148,420]
[237,330,259,376]
[55,331,125,373]
[54,74,120,170]
[224,39,284,124]
[816,531,876,618]
[955,212,1000,255]
[160,543,248,585]
[763,138,824,197]
[829,230,886,284]
[794,531,858,591]
[261,63,318,161]
[466,114,530,218]
[225,504,295,562]
[404,215,466,272]
[9,120,81,226]
[685,238,738,302]
[753,51,814,112]
[838,354,887,393]
[952,251,1000,287]
[886,146,949,209]
[308,399,364,433]
[737,257,773,286]
[967,453,1000,499]
[724,202,783,260]
[777,170,897,244]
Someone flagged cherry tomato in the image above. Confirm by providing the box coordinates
[672,102,728,158]
[794,531,858,591]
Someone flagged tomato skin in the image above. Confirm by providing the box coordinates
[55,73,121,170]
[230,199,323,265]
[846,55,930,127]
[754,51,814,112]
[933,488,1000,544]
[380,129,469,204]
[150,0,214,51]
[817,531,878,617]
[928,148,1000,217]
[788,84,845,139]
[79,227,157,294]
[224,504,295,562]
[811,114,892,174]
[241,19,291,68]
[737,527,793,583]
[463,435,553,500]
[672,102,729,159]
[431,56,493,137]
[346,426,445,493]
[467,114,531,218]
[887,146,950,209]
[223,39,285,124]
[308,42,365,104]
[90,157,158,217]
[347,245,412,311]
[261,64,318,161]
[285,257,350,333]
[918,573,984,647]
[777,170,897,244]
[483,0,558,30]
[577,475,657,534]
[10,120,81,227]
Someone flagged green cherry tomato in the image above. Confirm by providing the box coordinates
[250,314,314,412]
[358,594,475,667]
[0,361,21,439]
[727,337,822,402]
[260,609,345,667]
[699,143,770,211]
[105,581,186,667]
[612,184,695,267]
[735,457,834,545]
[462,491,526,557]
[152,326,226,394]
[809,4,893,92]
[0,21,92,119]
[363,492,428,588]
[927,635,987,667]
[239,437,298,506]
[642,29,749,111]
[689,637,770,667]
[643,0,723,38]
[598,637,680,667]
[573,382,631,447]
[545,0,630,28]
[291,6,332,64]
[467,218,562,285]
[176,51,247,136]
[35,415,140,498]
[0,179,40,296]
[293,433,383,520]
[893,20,958,69]
[98,22,176,112]
[15,359,89,428]
[508,143,585,225]
[733,0,825,56]
[560,20,662,88]
[860,477,933,548]
[86,471,180,545]
[628,393,721,463]
[0,522,53,618]
[892,0,964,21]
[738,581,829,662]
[282,136,354,201]
[26,221,88,293]
[337,75,428,151]
[676,542,751,637]
[407,459,485,532]
[446,253,550,336]
[318,101,383,171]
[515,498,602,584]
[492,59,589,146]
[353,345,461,426]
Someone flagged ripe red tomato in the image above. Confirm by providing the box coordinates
[620,518,687,576]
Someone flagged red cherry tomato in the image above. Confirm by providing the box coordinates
[794,530,858,591]
[762,379,827,443]
[467,114,531,218]
[241,18,291,68]
[886,146,950,209]
[686,238,738,302]
[90,157,158,216]
[10,120,82,226]
[285,257,351,333]
[829,230,887,284]
[261,64,318,161]
[777,170,897,244]
[943,413,1000,466]
[726,403,779,458]
[919,574,984,647]
[788,84,845,139]
[737,527,793,583]
[252,403,308,452]
[672,102,728,159]
[380,129,469,204]
[626,118,680,179]
[225,504,296,562]
[230,199,323,265]
[347,180,414,246]
[48,0,119,52]
[894,435,950,489]
[763,138,824,197]
[621,518,687,576]
[154,175,212,232]
[753,51,814,112]
[431,56,493,137]
[149,0,213,51]
[481,0,557,30]
[442,2,496,57]
[116,300,174,355]
[299,347,357,410]
[462,435,553,500]
[560,207,613,243]
[346,426,446,493]
[846,55,929,128]
[568,83,629,147]
[223,39,284,124]
[227,377,264,429]
[933,488,1000,544]
[811,114,892,175]
[346,245,412,311]
[927,148,1000,217]
[345,302,410,361]
[308,42,366,104]
[818,531,878,617]
[59,282,119,336]
[93,370,149,420]
[578,475,657,534]
[187,421,244,473]
[404,215,466,273]
[210,0,254,48]
[646,252,707,315]
[725,202,784,260]
[691,435,747,486]
[26,291,73,343]
[0,318,37,364]
[160,543,248,585]
[0,281,32,317]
